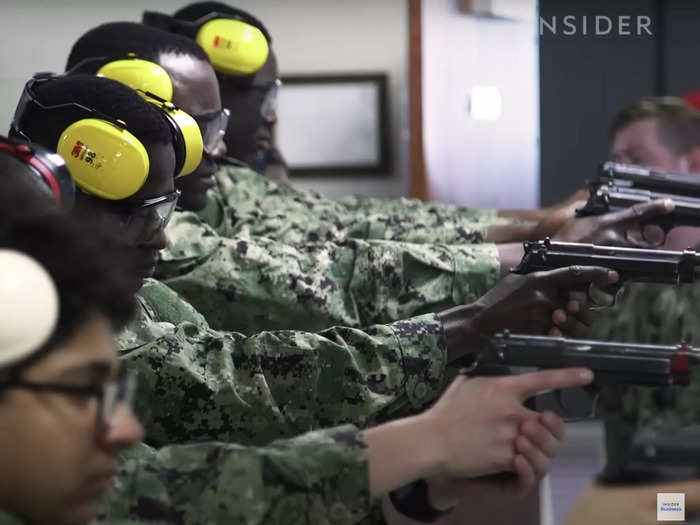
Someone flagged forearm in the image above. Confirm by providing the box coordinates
[366,414,439,497]
[498,208,550,222]
[163,234,500,334]
[496,243,525,278]
[119,312,447,447]
[486,221,539,243]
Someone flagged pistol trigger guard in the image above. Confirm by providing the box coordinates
[457,358,480,377]
[639,219,669,247]
[554,390,566,412]
[610,285,624,308]
[587,282,618,311]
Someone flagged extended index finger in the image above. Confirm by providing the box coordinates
[601,198,674,226]
[538,266,618,288]
[509,368,594,400]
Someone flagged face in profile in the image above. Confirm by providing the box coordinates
[0,313,143,525]
[610,117,686,171]
[76,141,176,286]
[218,50,278,168]
[162,53,228,212]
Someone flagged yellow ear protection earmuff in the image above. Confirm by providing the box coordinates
[143,9,271,76]
[67,55,203,177]
[11,74,152,200]
[139,91,203,177]
[0,134,75,208]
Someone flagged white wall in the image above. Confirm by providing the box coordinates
[422,0,540,208]
[214,0,410,198]
[0,0,409,198]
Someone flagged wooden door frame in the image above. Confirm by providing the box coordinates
[408,0,428,199]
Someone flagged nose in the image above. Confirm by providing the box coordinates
[101,405,144,451]
[140,228,168,252]
[208,139,227,160]
[264,109,277,126]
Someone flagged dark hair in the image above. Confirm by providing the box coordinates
[25,74,171,150]
[173,2,271,41]
[65,21,209,71]
[0,206,136,372]
[609,97,700,154]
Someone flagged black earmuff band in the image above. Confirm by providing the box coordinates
[158,110,186,176]
[11,75,128,147]
[143,9,272,43]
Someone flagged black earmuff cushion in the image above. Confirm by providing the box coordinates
[159,110,186,175]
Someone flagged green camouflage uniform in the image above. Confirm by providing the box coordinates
[118,279,447,448]
[196,161,512,244]
[99,425,371,525]
[157,209,499,334]
[587,283,700,474]
[335,194,500,222]
[0,512,22,525]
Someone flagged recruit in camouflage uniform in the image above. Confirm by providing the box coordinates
[195,160,511,244]
[157,207,500,334]
[97,425,371,525]
[586,283,700,473]
[119,279,447,448]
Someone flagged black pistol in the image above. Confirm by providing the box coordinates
[594,161,700,197]
[511,238,700,306]
[578,161,700,237]
[460,332,700,419]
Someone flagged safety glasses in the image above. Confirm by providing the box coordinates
[193,108,230,154]
[260,79,282,119]
[97,189,180,245]
[120,189,180,244]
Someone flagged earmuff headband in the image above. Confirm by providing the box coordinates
[143,9,272,43]
[11,75,151,200]
[142,10,271,76]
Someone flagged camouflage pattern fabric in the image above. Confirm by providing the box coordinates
[157,210,500,334]
[0,511,23,525]
[335,194,500,222]
[117,279,447,448]
[99,425,371,525]
[195,160,512,245]
[587,283,700,469]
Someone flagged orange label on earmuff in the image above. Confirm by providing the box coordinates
[213,35,235,49]
[71,141,102,169]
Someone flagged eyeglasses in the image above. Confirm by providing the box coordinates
[0,368,137,427]
[107,189,180,245]
[193,108,230,154]
[223,78,282,119]
[260,79,282,119]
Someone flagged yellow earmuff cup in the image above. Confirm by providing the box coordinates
[196,18,269,76]
[56,119,150,200]
[165,107,203,177]
[97,58,174,101]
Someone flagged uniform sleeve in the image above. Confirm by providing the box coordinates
[119,285,447,447]
[158,212,499,334]
[99,426,371,525]
[210,163,502,244]
[334,194,504,224]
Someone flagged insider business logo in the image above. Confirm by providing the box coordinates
[657,493,685,521]
[540,15,653,37]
